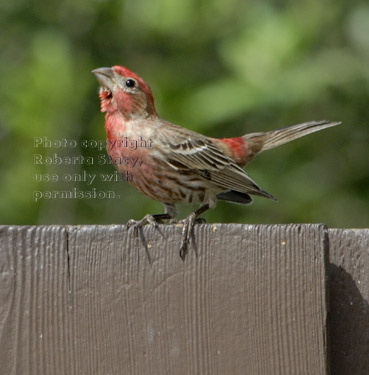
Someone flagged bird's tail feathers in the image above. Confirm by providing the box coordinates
[243,120,341,154]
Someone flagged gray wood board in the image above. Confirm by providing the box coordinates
[328,228,369,375]
[0,224,329,375]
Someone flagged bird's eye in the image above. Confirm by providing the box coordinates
[125,79,136,88]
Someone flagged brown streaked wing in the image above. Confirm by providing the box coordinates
[158,124,275,200]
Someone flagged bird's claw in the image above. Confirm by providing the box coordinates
[127,208,207,259]
[127,214,160,236]
[179,215,205,260]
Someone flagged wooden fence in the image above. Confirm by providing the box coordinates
[0,224,368,374]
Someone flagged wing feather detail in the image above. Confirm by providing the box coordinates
[159,125,275,200]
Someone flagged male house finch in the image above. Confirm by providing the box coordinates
[93,65,340,259]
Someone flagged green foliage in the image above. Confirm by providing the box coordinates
[0,0,368,227]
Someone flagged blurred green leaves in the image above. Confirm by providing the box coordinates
[347,4,369,57]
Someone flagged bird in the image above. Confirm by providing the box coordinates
[92,65,341,259]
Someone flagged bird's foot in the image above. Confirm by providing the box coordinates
[179,216,207,260]
[128,204,209,260]
[127,213,171,236]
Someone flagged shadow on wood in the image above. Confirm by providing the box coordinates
[328,229,369,375]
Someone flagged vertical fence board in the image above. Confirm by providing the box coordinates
[328,229,369,375]
[0,224,329,375]
[0,226,71,375]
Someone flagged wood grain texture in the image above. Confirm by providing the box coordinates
[0,224,329,375]
[0,226,71,374]
[328,229,369,375]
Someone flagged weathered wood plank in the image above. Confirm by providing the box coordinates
[0,224,329,375]
[328,229,369,375]
[0,226,71,374]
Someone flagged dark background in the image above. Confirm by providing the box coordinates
[1,0,368,227]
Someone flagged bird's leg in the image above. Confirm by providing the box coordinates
[179,204,209,260]
[163,203,178,224]
[127,203,177,235]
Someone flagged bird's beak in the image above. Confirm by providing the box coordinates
[92,67,115,90]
